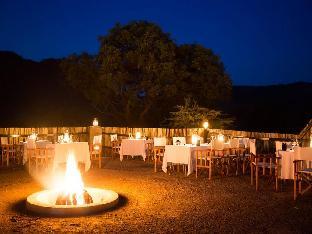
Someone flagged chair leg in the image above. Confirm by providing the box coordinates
[236,157,239,176]
[209,161,212,180]
[256,165,259,191]
[251,163,254,185]
[294,174,297,200]
[299,176,302,194]
[275,171,278,192]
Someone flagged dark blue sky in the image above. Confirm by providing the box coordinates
[1,0,311,85]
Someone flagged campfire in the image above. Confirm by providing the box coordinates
[26,153,118,216]
[55,154,93,205]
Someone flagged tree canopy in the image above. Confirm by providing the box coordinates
[60,21,232,127]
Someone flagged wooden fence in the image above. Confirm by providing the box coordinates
[0,126,299,147]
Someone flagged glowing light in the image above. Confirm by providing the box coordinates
[62,130,72,143]
[92,118,99,126]
[94,145,100,151]
[217,134,224,142]
[56,153,85,205]
[135,132,141,139]
[203,121,209,129]
[192,134,198,145]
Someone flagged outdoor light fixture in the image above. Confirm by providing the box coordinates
[11,134,20,138]
[217,134,224,142]
[192,134,198,145]
[62,130,72,143]
[203,121,209,129]
[29,132,37,140]
[135,132,141,139]
[94,144,100,151]
[93,118,99,126]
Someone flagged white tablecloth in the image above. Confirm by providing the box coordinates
[119,139,150,161]
[278,147,312,180]
[47,142,90,172]
[206,142,244,149]
[278,150,296,179]
[162,145,210,176]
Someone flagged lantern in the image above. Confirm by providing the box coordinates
[217,134,224,142]
[92,118,99,127]
[192,134,198,145]
[203,121,209,129]
[135,132,141,139]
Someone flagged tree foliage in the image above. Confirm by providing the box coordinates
[168,97,233,129]
[60,21,233,127]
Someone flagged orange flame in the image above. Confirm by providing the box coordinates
[57,153,85,205]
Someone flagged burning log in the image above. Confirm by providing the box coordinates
[55,189,93,205]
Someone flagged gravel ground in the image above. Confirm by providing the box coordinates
[0,158,311,233]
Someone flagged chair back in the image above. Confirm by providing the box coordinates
[195,149,213,166]
[93,135,102,145]
[154,137,166,147]
[212,139,224,151]
[36,140,51,149]
[0,137,8,145]
[173,137,186,145]
[241,138,250,148]
[249,139,256,155]
[230,138,240,149]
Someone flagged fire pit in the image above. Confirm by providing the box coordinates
[26,153,119,216]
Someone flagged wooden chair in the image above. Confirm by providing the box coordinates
[153,137,166,172]
[28,147,54,173]
[145,141,154,162]
[1,144,16,167]
[111,140,121,158]
[90,135,102,168]
[1,136,23,167]
[90,144,102,168]
[294,160,312,200]
[153,146,165,172]
[212,140,229,176]
[250,153,279,191]
[195,149,213,179]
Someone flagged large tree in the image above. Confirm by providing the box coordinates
[97,21,177,125]
[61,21,232,126]
[176,44,232,108]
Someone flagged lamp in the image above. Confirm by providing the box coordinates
[92,118,99,127]
[203,121,209,129]
[217,134,224,142]
[203,121,209,143]
[192,134,197,145]
[94,145,100,151]
[135,132,141,139]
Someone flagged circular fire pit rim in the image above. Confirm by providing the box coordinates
[26,187,119,216]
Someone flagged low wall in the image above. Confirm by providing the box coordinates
[0,126,298,147]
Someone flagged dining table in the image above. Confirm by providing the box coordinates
[278,147,312,180]
[23,141,91,172]
[119,138,151,161]
[162,144,210,176]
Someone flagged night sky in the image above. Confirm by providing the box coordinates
[1,0,311,85]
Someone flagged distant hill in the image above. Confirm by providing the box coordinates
[226,82,312,133]
[0,51,311,133]
[0,51,101,127]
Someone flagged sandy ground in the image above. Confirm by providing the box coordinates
[0,158,311,233]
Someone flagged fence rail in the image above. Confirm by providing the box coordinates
[0,126,299,147]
